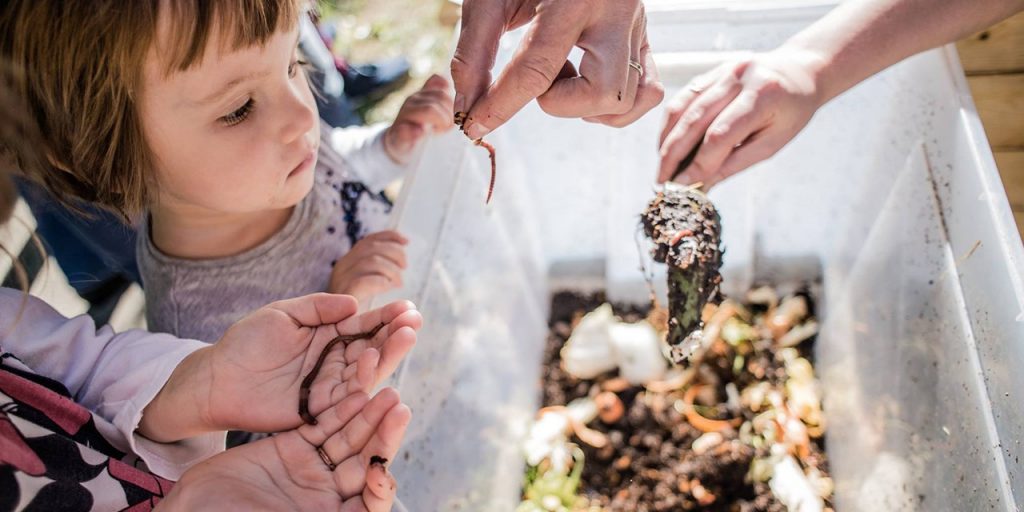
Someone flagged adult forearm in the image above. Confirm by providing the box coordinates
[786,0,1024,104]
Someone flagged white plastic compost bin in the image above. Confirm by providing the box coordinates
[374,1,1024,510]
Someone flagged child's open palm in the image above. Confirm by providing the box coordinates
[138,293,420,441]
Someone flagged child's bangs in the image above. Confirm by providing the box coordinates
[161,0,304,75]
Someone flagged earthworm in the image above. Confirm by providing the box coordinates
[454,112,498,204]
[474,138,497,204]
[299,322,387,425]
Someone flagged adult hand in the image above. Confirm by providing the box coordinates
[658,49,826,189]
[157,388,410,512]
[139,294,421,442]
[451,0,664,139]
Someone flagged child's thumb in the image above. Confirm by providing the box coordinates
[423,73,450,91]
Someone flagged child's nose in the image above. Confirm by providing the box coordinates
[279,89,317,144]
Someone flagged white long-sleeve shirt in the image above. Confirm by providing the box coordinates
[0,287,223,480]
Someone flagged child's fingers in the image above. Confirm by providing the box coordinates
[377,231,410,244]
[334,299,419,340]
[372,323,417,387]
[363,230,409,245]
[266,293,360,329]
[341,311,419,387]
[399,97,455,130]
[355,256,403,285]
[351,348,380,394]
[307,355,360,418]
[366,240,408,269]
[351,235,406,269]
[409,88,454,105]
[422,73,449,91]
[345,275,396,305]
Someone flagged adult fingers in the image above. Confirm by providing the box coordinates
[295,391,371,447]
[583,30,664,127]
[656,67,745,183]
[357,463,398,512]
[461,2,586,139]
[450,0,508,114]
[681,90,771,185]
[334,396,411,498]
[322,388,403,497]
[659,68,719,146]
[537,2,635,119]
[703,128,790,189]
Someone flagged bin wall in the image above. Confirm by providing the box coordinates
[381,2,1024,510]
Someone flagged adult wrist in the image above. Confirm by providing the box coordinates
[774,38,836,109]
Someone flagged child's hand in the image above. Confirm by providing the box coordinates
[329,230,409,305]
[138,294,421,442]
[383,74,455,164]
[161,388,409,512]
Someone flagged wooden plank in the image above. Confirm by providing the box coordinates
[967,74,1024,150]
[996,151,1024,209]
[957,12,1024,75]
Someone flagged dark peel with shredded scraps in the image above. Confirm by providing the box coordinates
[641,184,723,365]
[454,111,497,203]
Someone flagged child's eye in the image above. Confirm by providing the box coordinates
[288,58,309,78]
[220,99,255,127]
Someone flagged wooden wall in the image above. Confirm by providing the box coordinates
[957,12,1024,240]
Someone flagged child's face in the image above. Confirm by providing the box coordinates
[139,19,319,216]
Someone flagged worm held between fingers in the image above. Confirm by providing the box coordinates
[298,322,387,425]
[455,112,498,204]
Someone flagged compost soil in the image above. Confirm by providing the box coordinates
[542,291,829,512]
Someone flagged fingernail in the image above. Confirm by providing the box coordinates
[465,122,490,140]
[454,95,466,116]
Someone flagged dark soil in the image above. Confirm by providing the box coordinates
[542,291,829,512]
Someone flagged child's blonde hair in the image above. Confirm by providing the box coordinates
[0,0,303,222]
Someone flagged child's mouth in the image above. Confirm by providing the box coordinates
[288,149,316,178]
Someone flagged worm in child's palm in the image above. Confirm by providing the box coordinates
[201,294,420,434]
